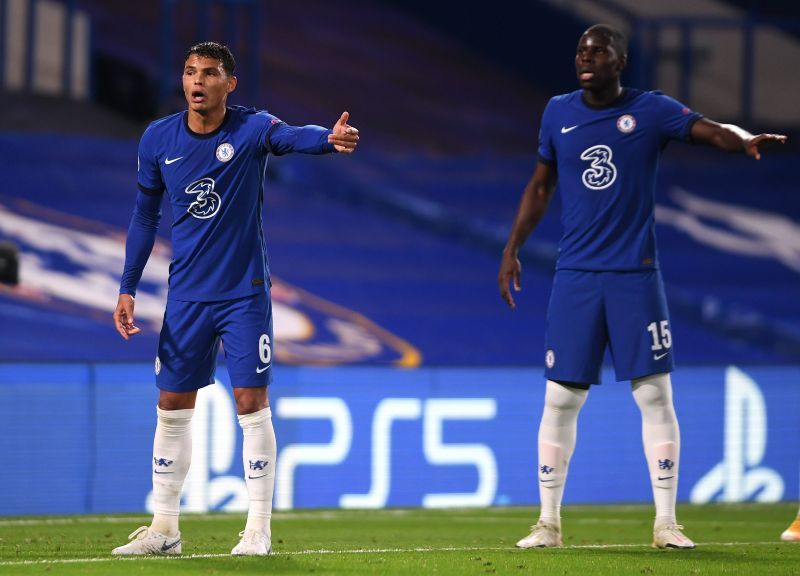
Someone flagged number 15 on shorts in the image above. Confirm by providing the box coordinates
[647,320,671,357]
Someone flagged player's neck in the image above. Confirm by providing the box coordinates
[187,107,227,134]
[582,84,624,108]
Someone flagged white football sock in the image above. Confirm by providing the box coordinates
[238,407,276,537]
[150,406,194,537]
[632,373,680,527]
[537,380,589,528]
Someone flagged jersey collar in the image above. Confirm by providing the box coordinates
[183,107,233,139]
[580,88,629,110]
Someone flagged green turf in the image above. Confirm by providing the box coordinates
[0,504,798,575]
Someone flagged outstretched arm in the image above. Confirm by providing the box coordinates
[691,117,787,160]
[267,111,359,155]
[498,161,557,309]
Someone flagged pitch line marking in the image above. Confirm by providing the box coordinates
[0,515,781,528]
[0,510,413,526]
[0,541,788,566]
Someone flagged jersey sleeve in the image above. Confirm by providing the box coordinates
[537,98,557,165]
[257,111,335,155]
[256,111,283,154]
[119,190,163,296]
[653,92,703,143]
[137,125,165,195]
[267,124,335,156]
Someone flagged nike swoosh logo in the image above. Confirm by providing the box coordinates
[657,475,675,481]
[161,539,181,551]
[164,156,183,165]
[654,352,670,360]
[153,470,174,475]
[256,365,270,374]
[560,125,579,134]
[248,474,268,479]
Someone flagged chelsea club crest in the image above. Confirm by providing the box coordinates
[216,142,235,162]
[616,114,636,134]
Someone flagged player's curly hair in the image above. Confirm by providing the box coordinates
[185,42,236,75]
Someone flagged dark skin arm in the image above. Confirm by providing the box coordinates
[498,161,558,309]
[690,117,787,159]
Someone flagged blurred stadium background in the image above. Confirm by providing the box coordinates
[0,0,797,516]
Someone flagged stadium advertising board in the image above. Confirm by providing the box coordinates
[0,364,797,515]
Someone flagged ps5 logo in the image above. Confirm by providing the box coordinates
[690,366,784,503]
[275,397,498,510]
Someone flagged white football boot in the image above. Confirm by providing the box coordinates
[515,521,563,548]
[231,529,272,556]
[112,526,182,555]
[652,523,696,549]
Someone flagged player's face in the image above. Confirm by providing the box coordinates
[575,32,624,91]
[182,55,237,115]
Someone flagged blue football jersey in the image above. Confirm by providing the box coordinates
[136,105,333,301]
[538,89,702,271]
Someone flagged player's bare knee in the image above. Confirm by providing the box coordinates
[234,387,269,415]
[545,380,589,412]
[157,390,197,411]
[632,373,675,419]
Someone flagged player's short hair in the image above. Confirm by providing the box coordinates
[584,24,628,56]
[185,42,236,75]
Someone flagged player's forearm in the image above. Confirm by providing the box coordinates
[504,182,551,253]
[702,121,754,153]
[717,123,756,152]
[119,191,162,296]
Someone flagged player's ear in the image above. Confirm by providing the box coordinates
[617,52,628,73]
[227,75,237,94]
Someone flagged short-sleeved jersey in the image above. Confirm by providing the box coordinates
[538,89,702,271]
[137,105,330,301]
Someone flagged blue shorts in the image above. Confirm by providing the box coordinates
[155,291,273,392]
[544,269,674,385]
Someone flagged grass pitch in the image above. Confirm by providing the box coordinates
[0,503,798,575]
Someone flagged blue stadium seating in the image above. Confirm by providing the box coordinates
[1,1,798,367]
[0,132,797,366]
